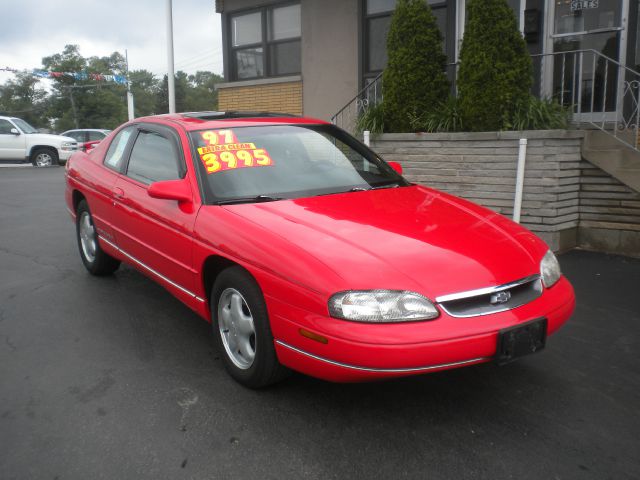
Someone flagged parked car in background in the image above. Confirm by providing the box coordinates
[0,116,78,167]
[61,129,111,153]
[65,111,575,388]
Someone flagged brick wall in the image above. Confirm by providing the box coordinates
[369,130,640,256]
[217,81,303,115]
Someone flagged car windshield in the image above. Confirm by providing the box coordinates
[11,118,38,134]
[189,124,407,204]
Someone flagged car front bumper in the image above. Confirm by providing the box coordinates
[58,149,76,162]
[269,276,575,382]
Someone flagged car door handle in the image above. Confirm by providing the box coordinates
[113,187,125,199]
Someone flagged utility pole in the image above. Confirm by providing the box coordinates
[68,88,79,129]
[125,49,135,120]
[166,0,176,113]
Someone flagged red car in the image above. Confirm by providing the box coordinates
[65,112,575,388]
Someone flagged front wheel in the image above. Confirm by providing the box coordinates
[212,267,289,388]
[31,148,59,167]
[76,200,120,276]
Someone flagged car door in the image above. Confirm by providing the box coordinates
[87,125,137,244]
[0,119,26,160]
[111,124,198,296]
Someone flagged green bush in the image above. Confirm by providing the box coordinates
[383,0,449,132]
[356,102,385,134]
[510,96,571,131]
[409,96,464,133]
[457,0,532,131]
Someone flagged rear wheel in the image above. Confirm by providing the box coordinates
[211,266,289,388]
[31,148,59,167]
[76,200,120,275]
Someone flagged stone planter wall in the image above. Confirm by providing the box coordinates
[370,130,640,256]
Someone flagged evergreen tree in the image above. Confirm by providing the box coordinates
[383,0,449,132]
[457,0,532,131]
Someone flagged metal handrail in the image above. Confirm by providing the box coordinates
[331,72,383,123]
[530,49,639,152]
[532,48,640,77]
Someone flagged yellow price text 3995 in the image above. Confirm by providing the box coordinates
[200,149,273,174]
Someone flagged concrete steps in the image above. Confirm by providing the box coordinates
[582,131,640,193]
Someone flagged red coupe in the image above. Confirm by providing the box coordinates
[65,112,575,388]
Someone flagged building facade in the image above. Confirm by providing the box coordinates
[215,0,640,122]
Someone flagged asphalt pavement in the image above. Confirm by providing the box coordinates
[1,167,639,480]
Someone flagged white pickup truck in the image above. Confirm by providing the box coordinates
[0,116,78,167]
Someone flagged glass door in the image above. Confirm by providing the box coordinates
[551,0,629,122]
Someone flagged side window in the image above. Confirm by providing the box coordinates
[126,130,181,185]
[88,131,105,141]
[104,127,134,170]
[0,119,15,134]
[66,131,85,142]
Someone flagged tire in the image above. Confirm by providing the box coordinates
[76,200,120,276]
[212,266,289,388]
[31,148,59,167]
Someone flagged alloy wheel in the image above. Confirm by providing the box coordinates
[79,211,97,263]
[217,288,257,370]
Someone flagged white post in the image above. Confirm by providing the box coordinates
[127,91,135,120]
[166,0,176,114]
[125,49,134,120]
[363,130,370,147]
[513,138,528,223]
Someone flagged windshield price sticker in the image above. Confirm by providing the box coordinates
[198,146,273,174]
[197,129,274,174]
[200,129,239,145]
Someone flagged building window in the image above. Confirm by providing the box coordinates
[229,3,301,80]
[363,0,449,84]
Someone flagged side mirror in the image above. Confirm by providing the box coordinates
[147,179,192,203]
[388,161,403,175]
[10,128,20,135]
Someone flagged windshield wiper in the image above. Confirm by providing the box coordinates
[214,195,286,206]
[370,182,400,190]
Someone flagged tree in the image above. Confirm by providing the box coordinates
[156,72,189,113]
[42,45,129,131]
[129,69,160,117]
[185,70,223,111]
[383,0,449,132]
[0,72,50,128]
[457,0,532,131]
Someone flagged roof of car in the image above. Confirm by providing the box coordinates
[135,111,331,130]
[62,129,111,133]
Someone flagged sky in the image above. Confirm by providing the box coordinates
[0,0,223,85]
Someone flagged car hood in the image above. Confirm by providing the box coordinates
[221,185,549,299]
[28,133,77,144]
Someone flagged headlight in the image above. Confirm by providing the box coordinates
[540,250,561,288]
[60,142,76,151]
[328,290,439,322]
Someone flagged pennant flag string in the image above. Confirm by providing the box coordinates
[2,67,127,85]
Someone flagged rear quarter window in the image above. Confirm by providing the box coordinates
[104,127,135,170]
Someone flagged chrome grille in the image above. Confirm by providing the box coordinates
[436,275,543,318]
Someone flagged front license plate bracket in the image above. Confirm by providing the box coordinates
[496,318,547,365]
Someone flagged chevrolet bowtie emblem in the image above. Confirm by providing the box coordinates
[490,291,511,304]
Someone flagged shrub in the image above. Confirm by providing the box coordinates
[510,96,571,131]
[383,0,449,132]
[457,0,532,131]
[409,96,464,133]
[356,102,385,134]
